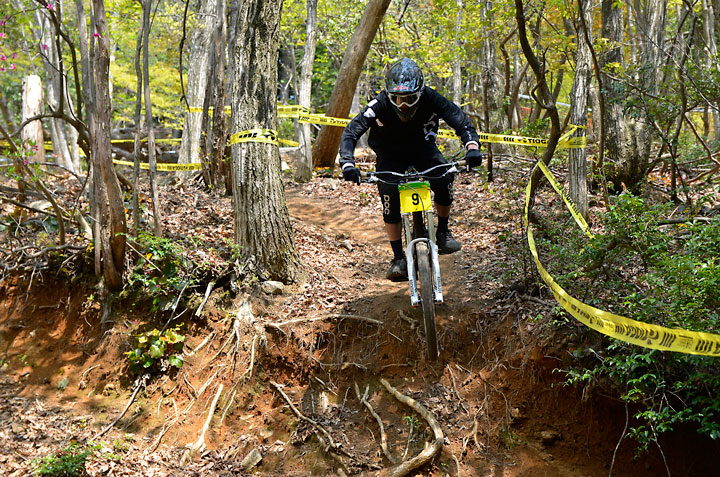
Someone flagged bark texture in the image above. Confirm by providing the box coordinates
[229,0,305,283]
[179,0,216,167]
[142,0,162,236]
[90,0,127,290]
[601,0,666,191]
[294,0,318,183]
[208,0,228,190]
[479,0,510,150]
[311,0,392,168]
[568,0,593,219]
[701,0,720,140]
[21,75,44,163]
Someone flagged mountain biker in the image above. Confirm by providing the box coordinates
[339,58,484,282]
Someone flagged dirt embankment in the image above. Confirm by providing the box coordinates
[1,172,718,476]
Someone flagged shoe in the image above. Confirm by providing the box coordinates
[386,257,409,282]
[436,229,461,254]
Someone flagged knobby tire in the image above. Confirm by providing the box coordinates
[416,242,438,360]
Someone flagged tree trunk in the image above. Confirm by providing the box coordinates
[279,43,296,103]
[514,0,561,202]
[452,0,464,106]
[701,0,720,140]
[91,0,127,290]
[294,0,318,183]
[179,0,216,168]
[21,75,44,163]
[142,0,162,236]
[479,0,509,151]
[229,0,305,283]
[0,91,14,131]
[133,8,144,234]
[209,0,228,190]
[311,0,392,168]
[602,0,666,192]
[74,0,101,273]
[600,0,625,192]
[27,6,74,172]
[568,0,593,219]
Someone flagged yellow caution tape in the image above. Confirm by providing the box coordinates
[110,138,181,144]
[0,141,57,151]
[229,129,279,146]
[438,129,586,149]
[297,113,351,127]
[525,164,720,356]
[278,138,300,147]
[187,106,232,116]
[536,161,593,237]
[278,105,310,118]
[187,103,588,150]
[112,159,203,171]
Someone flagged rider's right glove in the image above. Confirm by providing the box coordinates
[342,162,361,184]
[465,149,484,170]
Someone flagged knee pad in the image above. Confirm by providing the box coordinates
[378,182,401,223]
[430,173,455,207]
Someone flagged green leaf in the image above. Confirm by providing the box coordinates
[163,328,184,344]
[169,355,183,368]
[149,341,166,359]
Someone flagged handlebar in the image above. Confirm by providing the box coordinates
[360,159,470,184]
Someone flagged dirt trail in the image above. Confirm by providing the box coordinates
[0,174,716,476]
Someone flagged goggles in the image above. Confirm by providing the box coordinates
[388,91,422,109]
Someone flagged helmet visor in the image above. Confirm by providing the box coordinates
[388,91,421,109]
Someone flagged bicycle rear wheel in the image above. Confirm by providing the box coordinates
[415,242,438,360]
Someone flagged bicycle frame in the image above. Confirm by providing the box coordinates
[362,159,467,360]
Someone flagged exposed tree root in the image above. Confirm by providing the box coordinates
[379,378,444,477]
[354,382,397,464]
[270,381,353,474]
[185,331,216,358]
[195,280,215,317]
[91,373,148,441]
[241,334,259,380]
[462,419,480,454]
[219,387,237,427]
[181,383,224,464]
[266,313,383,332]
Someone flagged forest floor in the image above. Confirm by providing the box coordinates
[0,152,718,476]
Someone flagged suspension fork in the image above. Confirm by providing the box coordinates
[404,211,443,306]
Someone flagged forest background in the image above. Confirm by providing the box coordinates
[1,0,720,474]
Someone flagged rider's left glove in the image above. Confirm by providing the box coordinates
[342,162,361,184]
[465,149,484,170]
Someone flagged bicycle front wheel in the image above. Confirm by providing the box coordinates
[415,242,438,361]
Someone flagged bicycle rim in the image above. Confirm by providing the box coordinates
[416,242,438,360]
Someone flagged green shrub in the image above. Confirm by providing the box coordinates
[32,443,93,476]
[540,193,720,451]
[126,233,199,311]
[125,326,185,375]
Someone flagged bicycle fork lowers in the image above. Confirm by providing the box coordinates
[404,210,443,307]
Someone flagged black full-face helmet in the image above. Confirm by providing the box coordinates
[385,58,424,121]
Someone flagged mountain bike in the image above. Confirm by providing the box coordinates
[362,159,469,361]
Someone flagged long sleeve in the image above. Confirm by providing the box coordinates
[427,89,479,147]
[339,100,378,168]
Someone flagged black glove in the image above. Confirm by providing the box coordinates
[465,149,484,170]
[342,164,361,184]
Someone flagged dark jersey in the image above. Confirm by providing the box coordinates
[339,86,479,169]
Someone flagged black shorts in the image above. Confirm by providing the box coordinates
[376,147,454,224]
